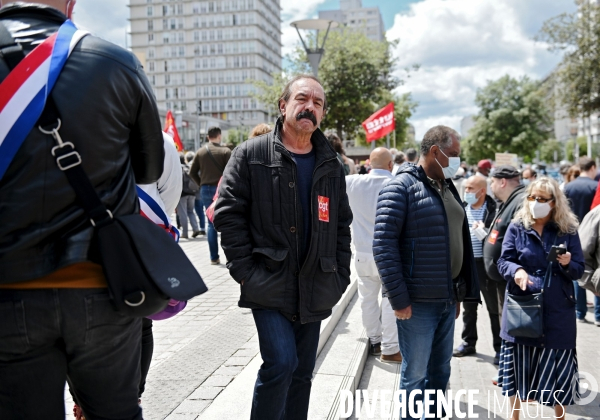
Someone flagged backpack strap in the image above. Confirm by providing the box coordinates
[205,144,225,172]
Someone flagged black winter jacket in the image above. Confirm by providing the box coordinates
[373,163,480,310]
[483,185,526,281]
[213,120,353,323]
[0,4,164,283]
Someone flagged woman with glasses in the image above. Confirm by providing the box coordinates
[496,177,584,420]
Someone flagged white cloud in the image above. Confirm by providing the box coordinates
[387,0,576,142]
[280,0,329,58]
[74,0,129,47]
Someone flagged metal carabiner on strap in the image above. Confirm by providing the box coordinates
[39,119,82,171]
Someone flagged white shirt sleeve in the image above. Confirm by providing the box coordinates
[136,133,182,224]
[157,132,183,216]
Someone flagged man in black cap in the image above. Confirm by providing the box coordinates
[483,165,525,367]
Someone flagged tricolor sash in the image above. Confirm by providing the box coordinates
[0,20,88,180]
[136,185,180,242]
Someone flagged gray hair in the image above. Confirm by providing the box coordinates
[420,125,460,156]
[278,74,327,116]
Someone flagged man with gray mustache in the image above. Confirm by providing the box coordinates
[214,75,352,420]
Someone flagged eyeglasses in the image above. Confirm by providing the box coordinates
[527,195,554,204]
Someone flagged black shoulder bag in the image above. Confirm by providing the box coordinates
[505,238,558,338]
[39,117,208,317]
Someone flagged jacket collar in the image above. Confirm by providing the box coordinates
[272,118,337,168]
[0,3,68,23]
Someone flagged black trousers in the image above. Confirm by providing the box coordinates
[460,258,506,354]
[139,317,154,398]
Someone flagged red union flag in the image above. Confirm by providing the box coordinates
[362,103,395,142]
[164,110,184,151]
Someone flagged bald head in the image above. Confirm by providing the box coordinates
[463,174,488,207]
[369,147,393,172]
[464,175,487,190]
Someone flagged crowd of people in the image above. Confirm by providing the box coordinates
[1,2,599,420]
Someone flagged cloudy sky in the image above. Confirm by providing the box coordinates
[74,0,577,140]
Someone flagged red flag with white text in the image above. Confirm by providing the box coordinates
[362,103,395,142]
[165,110,184,151]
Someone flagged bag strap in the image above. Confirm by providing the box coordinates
[40,113,114,228]
[542,235,560,292]
[205,144,225,172]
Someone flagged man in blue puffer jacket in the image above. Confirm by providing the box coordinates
[373,125,480,419]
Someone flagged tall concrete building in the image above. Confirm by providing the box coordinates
[318,0,384,41]
[129,0,282,130]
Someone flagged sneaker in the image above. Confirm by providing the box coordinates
[452,343,476,357]
[180,234,189,239]
[192,230,202,238]
[577,318,587,323]
[494,352,500,366]
[491,375,499,386]
[199,230,206,235]
[369,341,382,356]
[211,258,220,265]
[73,404,86,420]
[381,352,403,364]
[595,320,600,327]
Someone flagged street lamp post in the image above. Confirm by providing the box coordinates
[290,19,340,77]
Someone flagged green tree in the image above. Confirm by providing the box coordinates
[565,136,588,161]
[540,138,563,163]
[251,28,409,140]
[538,0,600,119]
[463,75,552,163]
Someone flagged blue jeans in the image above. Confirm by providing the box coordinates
[194,189,206,231]
[0,289,142,420]
[201,184,219,261]
[574,280,600,321]
[251,309,321,420]
[396,301,456,420]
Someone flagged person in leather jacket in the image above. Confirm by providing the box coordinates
[0,2,164,419]
[213,75,352,420]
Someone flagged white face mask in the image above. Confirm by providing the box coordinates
[529,200,552,219]
[436,148,460,179]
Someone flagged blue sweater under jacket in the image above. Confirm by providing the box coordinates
[373,163,480,310]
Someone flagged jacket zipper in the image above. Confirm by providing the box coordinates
[299,155,338,323]
[410,239,415,277]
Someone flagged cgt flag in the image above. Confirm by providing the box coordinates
[164,110,184,151]
[362,102,395,142]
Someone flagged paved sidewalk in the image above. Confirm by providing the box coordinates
[64,234,600,419]
[448,291,600,419]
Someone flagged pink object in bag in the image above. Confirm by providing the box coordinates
[205,177,222,223]
[147,299,187,320]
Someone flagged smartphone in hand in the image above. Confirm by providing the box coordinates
[547,245,567,262]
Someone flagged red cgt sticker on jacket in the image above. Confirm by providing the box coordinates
[318,196,330,222]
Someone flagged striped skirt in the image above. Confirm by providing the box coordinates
[497,340,579,407]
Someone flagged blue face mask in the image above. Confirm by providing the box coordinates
[464,192,478,205]
[522,179,531,186]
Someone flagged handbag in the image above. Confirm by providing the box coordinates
[505,262,552,338]
[40,110,207,318]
